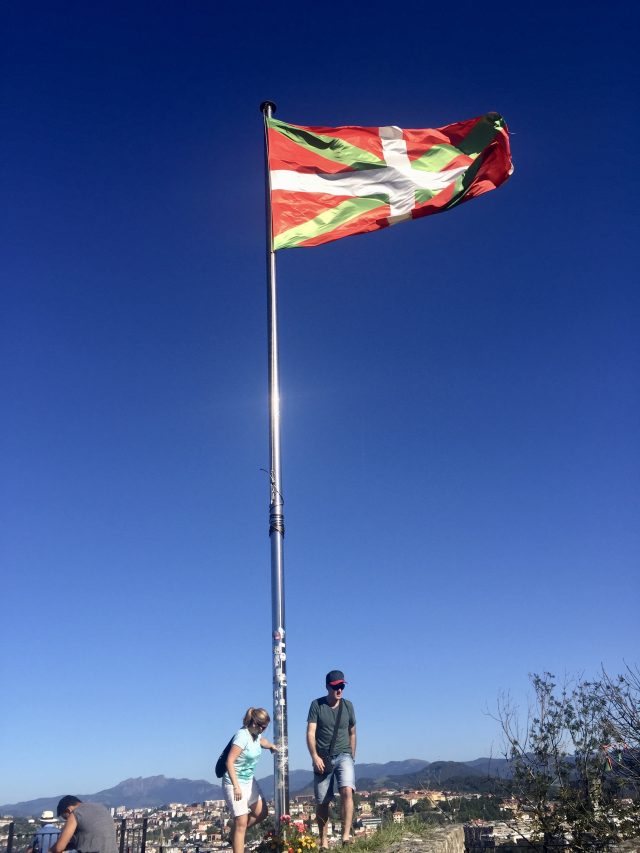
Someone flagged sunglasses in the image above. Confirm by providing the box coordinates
[330,683,346,691]
[252,720,267,730]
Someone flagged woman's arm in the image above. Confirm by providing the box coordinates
[226,743,244,800]
[260,737,277,752]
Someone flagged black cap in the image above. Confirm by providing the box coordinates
[326,670,347,686]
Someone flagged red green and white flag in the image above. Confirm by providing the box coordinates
[267,112,512,250]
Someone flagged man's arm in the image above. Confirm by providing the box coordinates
[349,723,357,761]
[50,814,77,853]
[306,721,325,774]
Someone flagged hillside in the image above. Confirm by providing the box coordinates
[1,758,512,816]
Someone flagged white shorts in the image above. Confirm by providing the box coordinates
[223,778,263,817]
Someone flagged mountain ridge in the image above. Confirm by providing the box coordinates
[1,758,511,816]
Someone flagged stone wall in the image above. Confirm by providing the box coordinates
[611,841,640,852]
[378,828,639,853]
[380,826,465,853]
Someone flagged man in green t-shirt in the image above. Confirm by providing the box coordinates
[306,669,357,847]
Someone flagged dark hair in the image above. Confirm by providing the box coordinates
[56,796,81,817]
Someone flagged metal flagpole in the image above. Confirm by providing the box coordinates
[260,100,289,822]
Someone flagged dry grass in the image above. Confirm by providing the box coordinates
[348,818,438,852]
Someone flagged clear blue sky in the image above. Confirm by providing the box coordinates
[2,1,638,806]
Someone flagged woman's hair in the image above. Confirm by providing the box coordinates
[243,707,270,728]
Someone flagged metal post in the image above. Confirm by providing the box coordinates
[260,99,289,822]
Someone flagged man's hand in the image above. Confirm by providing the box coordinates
[312,755,325,774]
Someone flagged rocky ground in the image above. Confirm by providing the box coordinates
[376,827,464,853]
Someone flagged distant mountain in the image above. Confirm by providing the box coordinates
[256,769,314,800]
[355,759,430,782]
[463,756,514,778]
[357,760,483,791]
[93,776,225,807]
[0,758,513,817]
[257,759,431,799]
[1,776,224,817]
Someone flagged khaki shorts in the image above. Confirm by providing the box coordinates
[223,778,263,817]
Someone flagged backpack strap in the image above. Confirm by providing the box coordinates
[327,699,344,757]
[345,699,355,727]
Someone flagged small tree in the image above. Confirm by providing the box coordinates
[393,797,411,814]
[412,798,434,814]
[599,664,640,795]
[496,672,640,851]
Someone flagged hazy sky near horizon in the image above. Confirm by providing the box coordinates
[2,1,638,805]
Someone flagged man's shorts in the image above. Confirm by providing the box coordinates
[223,778,264,817]
[313,753,356,804]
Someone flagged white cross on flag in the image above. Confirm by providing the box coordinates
[266,112,513,249]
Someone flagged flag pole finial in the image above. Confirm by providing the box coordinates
[260,101,277,116]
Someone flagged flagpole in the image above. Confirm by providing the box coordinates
[260,99,289,822]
